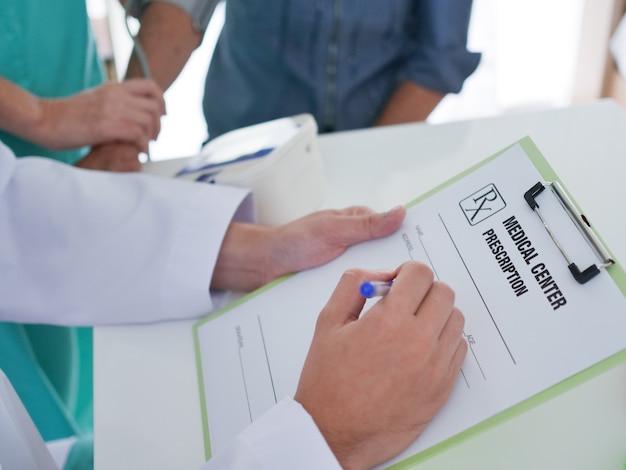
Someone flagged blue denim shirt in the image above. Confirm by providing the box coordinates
[201,0,480,138]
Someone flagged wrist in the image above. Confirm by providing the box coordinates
[294,400,365,470]
[33,99,62,149]
[211,222,274,291]
[0,78,55,147]
[13,95,51,148]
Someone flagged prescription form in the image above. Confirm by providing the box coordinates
[194,138,626,468]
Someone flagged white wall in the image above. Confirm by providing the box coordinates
[430,0,586,123]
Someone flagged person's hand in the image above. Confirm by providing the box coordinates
[38,79,165,152]
[265,205,407,279]
[295,261,467,470]
[211,205,407,292]
[75,142,142,172]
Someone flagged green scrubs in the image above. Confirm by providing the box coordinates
[0,0,104,164]
[0,1,103,468]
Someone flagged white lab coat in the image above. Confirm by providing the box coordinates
[0,142,341,469]
[201,398,341,469]
[0,141,253,326]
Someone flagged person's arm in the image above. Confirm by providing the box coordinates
[374,80,444,126]
[91,1,206,171]
[379,0,480,125]
[0,140,250,325]
[0,142,406,326]
[201,261,467,469]
[125,1,203,89]
[0,76,165,153]
[210,205,406,292]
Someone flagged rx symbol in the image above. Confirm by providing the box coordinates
[459,184,506,226]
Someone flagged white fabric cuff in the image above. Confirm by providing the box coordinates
[203,397,341,469]
[161,184,253,319]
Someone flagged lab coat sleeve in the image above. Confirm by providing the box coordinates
[0,142,253,326]
[200,397,342,470]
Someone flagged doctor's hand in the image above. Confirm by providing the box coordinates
[210,205,406,292]
[295,262,467,470]
[38,79,165,153]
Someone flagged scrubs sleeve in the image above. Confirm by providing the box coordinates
[404,0,481,94]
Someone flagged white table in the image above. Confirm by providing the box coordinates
[94,99,626,469]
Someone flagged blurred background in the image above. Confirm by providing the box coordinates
[86,0,626,161]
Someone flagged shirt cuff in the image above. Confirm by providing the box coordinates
[161,184,253,319]
[202,397,342,469]
[406,48,481,94]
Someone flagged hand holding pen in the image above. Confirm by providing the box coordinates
[296,261,466,468]
[360,280,393,298]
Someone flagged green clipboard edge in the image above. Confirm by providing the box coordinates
[192,135,626,466]
[193,273,296,460]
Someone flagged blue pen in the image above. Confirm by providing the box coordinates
[359,280,393,298]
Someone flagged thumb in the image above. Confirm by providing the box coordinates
[339,205,406,244]
[317,268,395,329]
[368,205,406,238]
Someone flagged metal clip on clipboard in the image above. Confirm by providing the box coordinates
[524,181,614,284]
